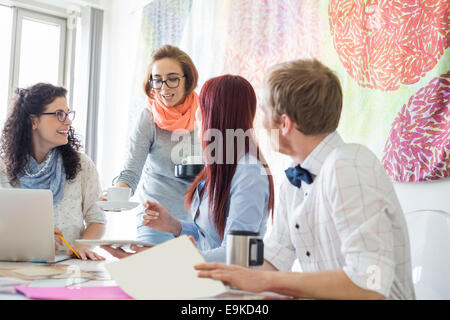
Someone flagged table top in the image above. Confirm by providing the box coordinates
[0,254,290,300]
[0,256,117,300]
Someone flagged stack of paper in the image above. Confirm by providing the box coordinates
[105,235,228,299]
[13,266,65,278]
[0,276,30,293]
[0,265,96,281]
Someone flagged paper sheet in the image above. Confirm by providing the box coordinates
[0,262,39,270]
[0,265,98,281]
[105,235,228,299]
[13,266,64,277]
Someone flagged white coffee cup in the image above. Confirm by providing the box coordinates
[104,187,131,202]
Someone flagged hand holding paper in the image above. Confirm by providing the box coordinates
[105,235,227,299]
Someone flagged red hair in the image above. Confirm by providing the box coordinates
[185,75,274,240]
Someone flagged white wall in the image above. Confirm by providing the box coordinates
[94,1,148,240]
[96,0,142,190]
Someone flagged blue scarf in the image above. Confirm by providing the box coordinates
[18,149,66,205]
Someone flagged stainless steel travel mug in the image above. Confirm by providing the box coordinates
[226,230,264,268]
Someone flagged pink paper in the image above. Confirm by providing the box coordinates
[14,285,132,300]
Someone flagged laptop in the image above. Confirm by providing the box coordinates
[0,188,70,263]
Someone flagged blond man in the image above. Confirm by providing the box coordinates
[195,59,415,300]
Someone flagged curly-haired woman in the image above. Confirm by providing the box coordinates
[0,83,105,261]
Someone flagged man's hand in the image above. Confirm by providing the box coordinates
[195,263,272,293]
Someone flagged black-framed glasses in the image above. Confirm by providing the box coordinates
[40,110,76,122]
[149,75,185,90]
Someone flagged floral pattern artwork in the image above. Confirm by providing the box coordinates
[329,0,449,91]
[135,0,450,182]
[382,71,450,181]
[223,0,324,91]
[141,0,192,55]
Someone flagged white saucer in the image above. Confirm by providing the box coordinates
[96,201,140,212]
[76,239,154,247]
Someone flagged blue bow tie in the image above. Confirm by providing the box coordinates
[285,165,314,188]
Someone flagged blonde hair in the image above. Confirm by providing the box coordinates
[143,45,198,99]
[263,59,343,135]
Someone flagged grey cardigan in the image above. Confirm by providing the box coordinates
[117,107,201,244]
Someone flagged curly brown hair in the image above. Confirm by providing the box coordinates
[0,83,82,185]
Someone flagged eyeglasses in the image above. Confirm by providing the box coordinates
[40,110,76,122]
[149,75,185,90]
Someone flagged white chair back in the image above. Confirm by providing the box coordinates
[393,178,450,300]
[404,210,450,300]
[393,179,450,213]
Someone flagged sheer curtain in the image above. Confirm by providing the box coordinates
[127,0,194,141]
[179,0,230,90]
[134,0,298,189]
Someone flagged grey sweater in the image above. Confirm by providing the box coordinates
[118,107,201,244]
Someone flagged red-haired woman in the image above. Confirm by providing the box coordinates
[142,74,274,262]
[103,75,274,262]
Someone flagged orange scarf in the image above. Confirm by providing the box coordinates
[147,92,198,132]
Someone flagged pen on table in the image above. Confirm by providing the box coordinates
[55,233,81,259]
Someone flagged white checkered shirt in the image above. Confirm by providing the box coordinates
[264,132,415,300]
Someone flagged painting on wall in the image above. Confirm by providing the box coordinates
[138,0,450,182]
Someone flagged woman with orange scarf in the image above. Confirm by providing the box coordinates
[113,45,202,244]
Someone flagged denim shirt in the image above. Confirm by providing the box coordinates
[180,154,270,262]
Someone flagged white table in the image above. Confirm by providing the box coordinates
[1,251,290,300]
[0,250,119,300]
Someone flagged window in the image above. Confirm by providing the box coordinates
[0,5,13,126]
[12,9,67,92]
[0,5,68,128]
[17,11,66,88]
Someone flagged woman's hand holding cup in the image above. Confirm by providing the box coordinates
[98,182,132,202]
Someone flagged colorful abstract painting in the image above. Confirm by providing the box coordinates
[137,0,450,182]
[222,0,325,91]
[382,71,450,181]
[140,0,192,58]
[329,0,449,91]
